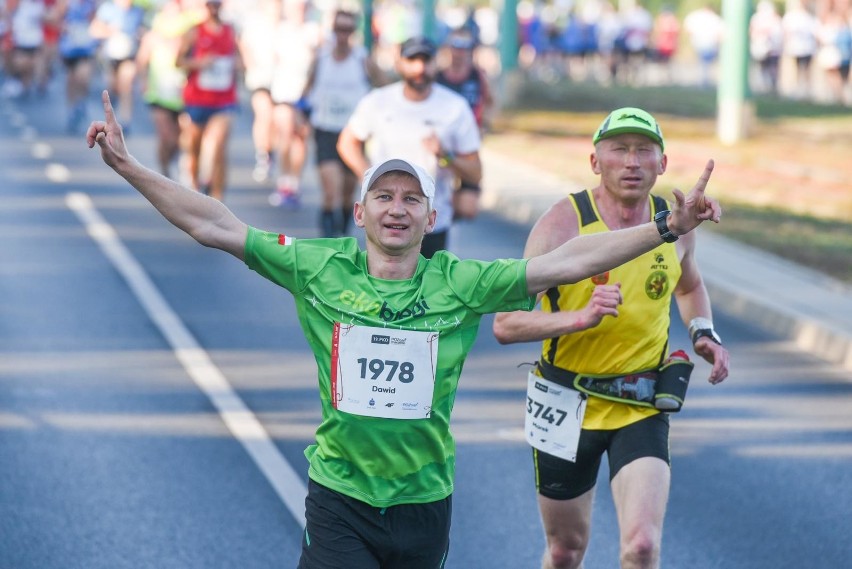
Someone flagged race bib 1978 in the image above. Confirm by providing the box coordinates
[330,323,439,419]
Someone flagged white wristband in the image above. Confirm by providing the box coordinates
[688,317,714,340]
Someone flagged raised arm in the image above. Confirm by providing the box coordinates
[525,160,720,295]
[86,90,248,259]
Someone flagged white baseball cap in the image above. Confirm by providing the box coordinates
[360,159,436,208]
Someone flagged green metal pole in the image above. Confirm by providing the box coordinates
[422,0,437,40]
[362,0,374,53]
[717,0,753,144]
[499,0,519,72]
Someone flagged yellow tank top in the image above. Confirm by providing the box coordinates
[540,190,681,430]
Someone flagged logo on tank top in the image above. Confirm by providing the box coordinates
[645,271,669,300]
[591,272,610,285]
[646,252,671,299]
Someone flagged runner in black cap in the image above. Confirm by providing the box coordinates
[337,34,482,259]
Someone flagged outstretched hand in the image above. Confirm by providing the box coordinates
[667,159,721,237]
[86,90,130,169]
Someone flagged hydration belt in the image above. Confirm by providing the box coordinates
[536,355,694,412]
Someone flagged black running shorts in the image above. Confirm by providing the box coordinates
[533,412,670,500]
[298,480,451,569]
[313,128,346,166]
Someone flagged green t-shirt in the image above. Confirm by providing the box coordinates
[244,228,535,506]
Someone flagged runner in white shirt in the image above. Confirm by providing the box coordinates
[89,0,146,132]
[4,0,46,98]
[303,8,384,237]
[782,0,819,98]
[337,36,481,258]
[268,0,320,208]
[56,0,99,133]
[238,0,279,183]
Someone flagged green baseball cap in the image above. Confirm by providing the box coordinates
[593,107,665,150]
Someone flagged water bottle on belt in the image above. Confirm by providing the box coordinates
[654,350,694,412]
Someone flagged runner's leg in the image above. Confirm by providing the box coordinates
[203,112,232,201]
[539,491,594,569]
[115,58,136,125]
[180,112,204,191]
[150,106,180,177]
[250,89,274,181]
[611,457,670,569]
[318,159,343,236]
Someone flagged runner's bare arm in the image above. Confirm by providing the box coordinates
[299,57,318,100]
[87,91,248,260]
[673,238,730,385]
[493,201,623,344]
[364,56,388,87]
[420,134,482,186]
[175,26,207,72]
[337,126,370,180]
[526,160,720,295]
[445,151,482,186]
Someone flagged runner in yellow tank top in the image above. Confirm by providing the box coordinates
[542,188,681,431]
[494,107,730,569]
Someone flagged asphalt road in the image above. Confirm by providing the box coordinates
[1,83,850,569]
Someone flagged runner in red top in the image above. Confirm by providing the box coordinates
[176,0,242,202]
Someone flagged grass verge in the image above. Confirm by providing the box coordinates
[489,78,852,284]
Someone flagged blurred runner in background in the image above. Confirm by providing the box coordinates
[89,0,146,132]
[239,0,280,183]
[268,0,319,209]
[136,0,201,177]
[436,26,493,221]
[176,0,242,201]
[302,8,384,237]
[337,36,481,258]
[4,0,46,99]
[56,0,98,133]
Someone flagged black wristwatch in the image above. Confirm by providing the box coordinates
[654,210,679,243]
[692,328,722,346]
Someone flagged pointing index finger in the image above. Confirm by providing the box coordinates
[101,90,117,125]
[696,159,714,209]
[697,159,714,189]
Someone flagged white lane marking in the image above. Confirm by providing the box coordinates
[32,142,53,159]
[46,163,71,183]
[65,191,308,528]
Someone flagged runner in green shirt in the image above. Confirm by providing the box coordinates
[87,91,721,569]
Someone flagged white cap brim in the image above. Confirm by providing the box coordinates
[360,159,436,206]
